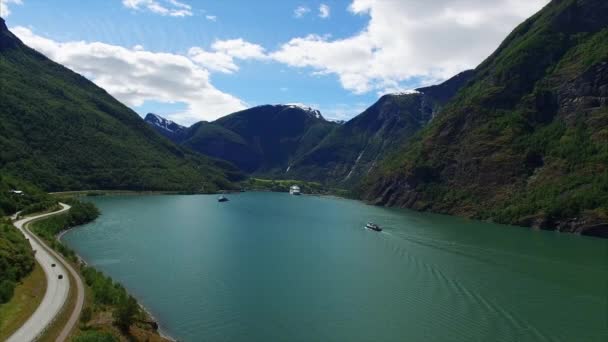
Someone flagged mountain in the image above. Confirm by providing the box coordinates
[360,0,608,236]
[146,104,338,174]
[145,72,473,186]
[144,113,187,141]
[285,70,474,186]
[0,18,240,192]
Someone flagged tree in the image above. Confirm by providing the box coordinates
[113,295,138,333]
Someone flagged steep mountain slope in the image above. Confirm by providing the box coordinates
[0,19,239,192]
[287,70,474,186]
[361,0,608,236]
[180,121,261,172]
[146,104,338,174]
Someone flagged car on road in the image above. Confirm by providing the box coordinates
[58,275,63,279]
[52,263,56,267]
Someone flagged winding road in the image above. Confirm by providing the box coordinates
[7,203,85,342]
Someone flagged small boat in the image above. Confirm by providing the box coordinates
[365,222,382,232]
[218,195,229,202]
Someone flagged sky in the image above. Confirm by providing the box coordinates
[1,0,550,125]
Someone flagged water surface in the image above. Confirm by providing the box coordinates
[62,193,608,341]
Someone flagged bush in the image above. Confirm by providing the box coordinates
[0,220,35,304]
[73,330,117,342]
[80,306,93,324]
[0,280,16,303]
[20,200,59,216]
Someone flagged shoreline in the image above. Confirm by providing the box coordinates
[57,222,176,342]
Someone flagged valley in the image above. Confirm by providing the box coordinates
[0,0,607,341]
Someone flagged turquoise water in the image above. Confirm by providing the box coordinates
[62,193,608,341]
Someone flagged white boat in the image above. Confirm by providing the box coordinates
[289,185,301,195]
[365,222,382,232]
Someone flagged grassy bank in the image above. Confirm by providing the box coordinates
[30,200,170,342]
[0,219,36,311]
[0,261,46,341]
[51,189,186,198]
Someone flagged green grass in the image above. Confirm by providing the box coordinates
[0,262,46,341]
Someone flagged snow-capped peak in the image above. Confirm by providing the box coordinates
[144,113,185,133]
[284,103,324,120]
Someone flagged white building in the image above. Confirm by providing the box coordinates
[289,185,301,195]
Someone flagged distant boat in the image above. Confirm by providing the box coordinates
[218,195,229,202]
[365,222,382,232]
[289,185,301,195]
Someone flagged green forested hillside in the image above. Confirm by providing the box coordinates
[181,121,261,173]
[361,0,608,236]
[0,18,239,192]
[0,175,52,216]
[213,105,337,174]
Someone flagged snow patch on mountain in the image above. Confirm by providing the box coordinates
[389,90,422,96]
[285,103,324,120]
[145,113,186,133]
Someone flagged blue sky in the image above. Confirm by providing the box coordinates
[1,0,549,124]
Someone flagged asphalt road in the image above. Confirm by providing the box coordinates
[7,203,82,342]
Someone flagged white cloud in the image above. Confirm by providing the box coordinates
[273,0,550,94]
[188,47,238,73]
[319,4,330,19]
[205,15,217,21]
[212,38,267,60]
[12,26,247,124]
[188,38,268,74]
[294,5,310,18]
[1,0,23,17]
[122,0,192,17]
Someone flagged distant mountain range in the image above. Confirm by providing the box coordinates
[146,71,474,186]
[0,17,241,192]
